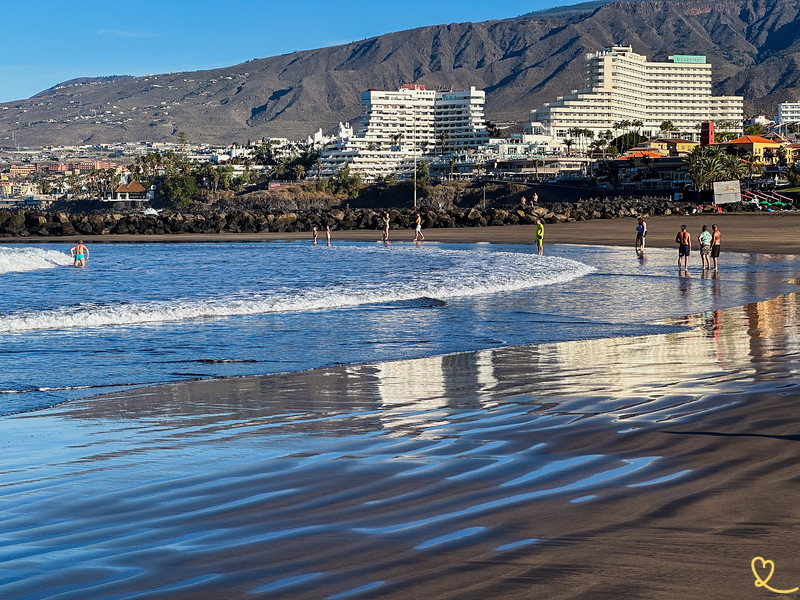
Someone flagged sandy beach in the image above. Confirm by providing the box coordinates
[6,212,800,254]
[3,214,800,599]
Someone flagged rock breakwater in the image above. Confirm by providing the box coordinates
[0,198,753,238]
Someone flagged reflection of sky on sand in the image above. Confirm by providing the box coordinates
[3,289,800,598]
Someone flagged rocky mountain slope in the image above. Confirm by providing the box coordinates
[2,0,799,147]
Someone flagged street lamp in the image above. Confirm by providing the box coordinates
[412,101,417,210]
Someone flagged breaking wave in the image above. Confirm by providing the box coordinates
[0,248,595,333]
[0,246,73,274]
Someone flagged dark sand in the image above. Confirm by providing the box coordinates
[3,215,800,599]
[6,212,800,254]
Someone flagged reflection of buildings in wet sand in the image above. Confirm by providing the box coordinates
[374,351,498,432]
[489,292,800,407]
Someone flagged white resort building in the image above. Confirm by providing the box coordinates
[777,102,800,124]
[320,85,488,179]
[526,46,744,142]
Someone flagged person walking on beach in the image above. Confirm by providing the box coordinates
[382,212,390,242]
[535,218,544,256]
[326,225,331,247]
[635,217,647,253]
[711,224,721,270]
[70,240,89,268]
[312,226,318,246]
[676,224,691,270]
[698,224,712,269]
[414,212,424,242]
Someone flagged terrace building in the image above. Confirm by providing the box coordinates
[526,46,743,142]
[320,85,488,179]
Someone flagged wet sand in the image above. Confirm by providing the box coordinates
[6,212,800,254]
[3,221,800,598]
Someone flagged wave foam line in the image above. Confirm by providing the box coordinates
[0,253,594,333]
[0,246,73,274]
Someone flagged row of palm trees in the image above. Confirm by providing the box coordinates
[683,145,764,192]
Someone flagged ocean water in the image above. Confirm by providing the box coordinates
[1,241,797,415]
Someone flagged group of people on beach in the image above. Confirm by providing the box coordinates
[636,217,721,270]
[676,223,721,271]
[379,212,425,244]
[311,226,332,247]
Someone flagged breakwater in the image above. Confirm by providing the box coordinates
[0,197,749,237]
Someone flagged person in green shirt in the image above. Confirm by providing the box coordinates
[535,218,544,256]
[698,224,712,269]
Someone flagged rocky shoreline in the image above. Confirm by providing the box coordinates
[0,197,758,238]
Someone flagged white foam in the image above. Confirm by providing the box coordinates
[0,246,73,274]
[0,248,595,333]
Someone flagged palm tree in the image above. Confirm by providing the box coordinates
[720,153,748,180]
[659,121,674,138]
[563,138,575,156]
[438,132,449,155]
[295,165,306,181]
[684,146,723,192]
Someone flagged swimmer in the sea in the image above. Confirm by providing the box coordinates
[70,240,89,267]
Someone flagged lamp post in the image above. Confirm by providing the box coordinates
[412,101,417,210]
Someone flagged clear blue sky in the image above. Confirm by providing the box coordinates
[1,0,585,103]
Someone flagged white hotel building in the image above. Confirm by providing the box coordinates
[320,85,488,179]
[526,46,743,141]
[777,102,800,124]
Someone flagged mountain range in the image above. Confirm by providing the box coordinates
[2,0,800,148]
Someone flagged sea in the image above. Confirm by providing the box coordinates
[1,240,798,416]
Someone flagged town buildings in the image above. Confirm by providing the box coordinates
[526,46,744,142]
[320,85,488,179]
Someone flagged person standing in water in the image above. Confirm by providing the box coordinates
[534,218,544,256]
[635,217,647,253]
[711,223,721,270]
[414,212,424,242]
[70,240,89,267]
[382,212,390,242]
[326,225,331,247]
[698,224,712,269]
[676,224,691,270]
[312,226,318,246]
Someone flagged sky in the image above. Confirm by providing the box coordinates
[1,0,587,103]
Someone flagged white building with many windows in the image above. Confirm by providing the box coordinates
[777,102,800,124]
[526,46,743,142]
[320,85,488,179]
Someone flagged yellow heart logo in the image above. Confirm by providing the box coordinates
[752,556,799,594]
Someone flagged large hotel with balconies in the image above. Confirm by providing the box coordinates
[321,85,488,179]
[526,46,743,141]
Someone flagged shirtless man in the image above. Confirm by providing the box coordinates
[414,212,424,242]
[675,225,691,270]
[70,240,89,268]
[382,212,390,242]
[710,224,721,270]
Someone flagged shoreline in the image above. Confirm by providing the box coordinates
[3,212,800,254]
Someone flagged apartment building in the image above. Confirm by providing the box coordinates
[777,102,800,124]
[526,46,743,142]
[321,85,488,179]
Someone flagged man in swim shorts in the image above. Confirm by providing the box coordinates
[711,223,721,270]
[675,225,690,270]
[414,212,424,242]
[71,240,89,268]
[535,218,544,256]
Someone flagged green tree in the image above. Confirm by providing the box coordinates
[157,173,198,208]
[438,131,449,155]
[416,160,430,184]
[659,121,674,137]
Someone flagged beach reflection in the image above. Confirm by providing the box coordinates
[3,289,800,599]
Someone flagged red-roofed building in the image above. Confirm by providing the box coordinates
[716,135,783,162]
